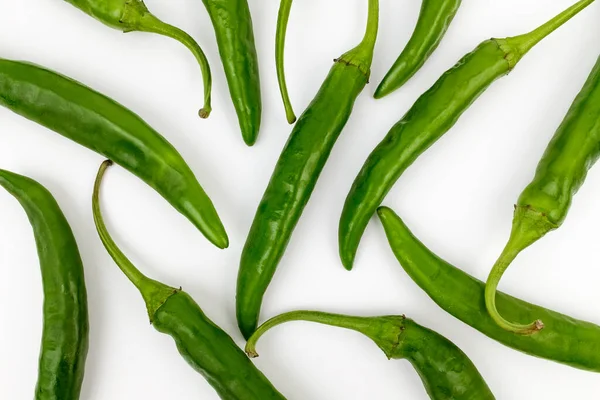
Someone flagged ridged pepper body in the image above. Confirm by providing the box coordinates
[0,170,89,399]
[202,0,261,145]
[237,59,369,338]
[0,58,228,248]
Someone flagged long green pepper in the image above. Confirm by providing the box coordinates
[246,311,495,400]
[375,0,462,98]
[0,58,228,249]
[378,206,600,372]
[64,0,213,117]
[339,0,596,270]
[201,0,262,145]
[92,160,287,400]
[237,0,379,339]
[485,54,600,334]
[0,170,89,399]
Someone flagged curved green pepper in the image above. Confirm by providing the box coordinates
[485,54,600,334]
[0,58,228,249]
[236,0,379,339]
[375,0,462,98]
[0,170,89,399]
[378,206,600,372]
[246,311,495,400]
[92,161,286,400]
[201,0,261,145]
[339,0,596,270]
[64,0,212,117]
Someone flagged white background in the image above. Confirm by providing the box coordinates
[1,0,599,398]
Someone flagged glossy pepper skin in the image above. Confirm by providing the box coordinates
[374,0,462,98]
[92,161,286,400]
[485,54,600,334]
[339,0,596,270]
[246,311,495,400]
[378,206,600,372]
[0,58,228,249]
[0,170,89,399]
[64,0,212,117]
[201,0,261,145]
[236,0,379,339]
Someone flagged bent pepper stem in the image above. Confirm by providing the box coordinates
[245,310,403,358]
[92,160,177,322]
[276,0,379,124]
[134,13,213,118]
[338,0,379,73]
[276,0,296,124]
[485,205,557,334]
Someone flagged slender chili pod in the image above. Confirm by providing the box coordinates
[92,161,286,400]
[65,0,212,117]
[236,0,379,339]
[201,0,261,145]
[484,55,600,334]
[374,0,462,98]
[378,206,600,372]
[339,0,596,271]
[276,0,297,124]
[0,170,89,399]
[0,58,228,249]
[246,311,495,400]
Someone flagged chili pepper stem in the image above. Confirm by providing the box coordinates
[484,205,557,334]
[337,0,379,74]
[93,160,177,322]
[245,310,404,358]
[276,0,297,124]
[122,4,213,118]
[496,0,596,68]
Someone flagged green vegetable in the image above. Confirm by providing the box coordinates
[65,0,212,117]
[201,0,261,145]
[485,54,600,334]
[374,0,462,98]
[0,170,89,399]
[0,58,228,249]
[378,206,600,372]
[236,0,379,339]
[246,311,495,400]
[92,160,287,400]
[339,0,595,270]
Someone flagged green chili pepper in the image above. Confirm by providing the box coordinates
[92,160,286,400]
[339,0,596,271]
[236,0,379,339]
[65,0,212,118]
[374,0,462,98]
[0,58,228,249]
[246,311,495,400]
[0,170,89,399]
[276,0,296,124]
[484,55,600,334]
[201,0,261,145]
[378,206,600,372]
